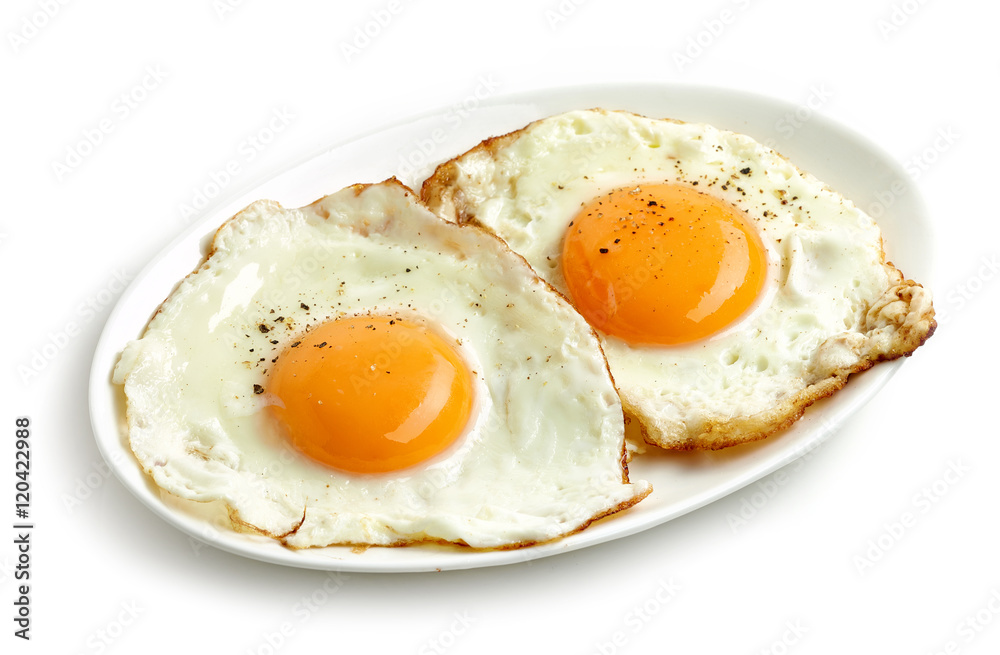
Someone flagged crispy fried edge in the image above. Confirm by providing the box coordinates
[419,108,938,451]
[278,484,652,552]
[120,177,648,551]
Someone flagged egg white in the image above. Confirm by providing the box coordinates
[422,109,934,449]
[114,180,650,549]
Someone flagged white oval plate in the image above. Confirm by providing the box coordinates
[89,83,932,572]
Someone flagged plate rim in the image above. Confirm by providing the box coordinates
[88,81,928,573]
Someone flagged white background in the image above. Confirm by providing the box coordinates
[2,0,998,653]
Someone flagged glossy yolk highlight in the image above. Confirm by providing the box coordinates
[267,316,473,473]
[561,183,766,345]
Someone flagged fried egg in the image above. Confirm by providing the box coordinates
[421,109,936,450]
[113,179,650,549]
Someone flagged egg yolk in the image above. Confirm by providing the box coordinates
[266,316,473,474]
[561,183,766,345]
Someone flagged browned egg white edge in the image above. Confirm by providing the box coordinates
[119,177,650,551]
[419,108,938,452]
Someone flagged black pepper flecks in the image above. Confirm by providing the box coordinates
[253,384,264,395]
